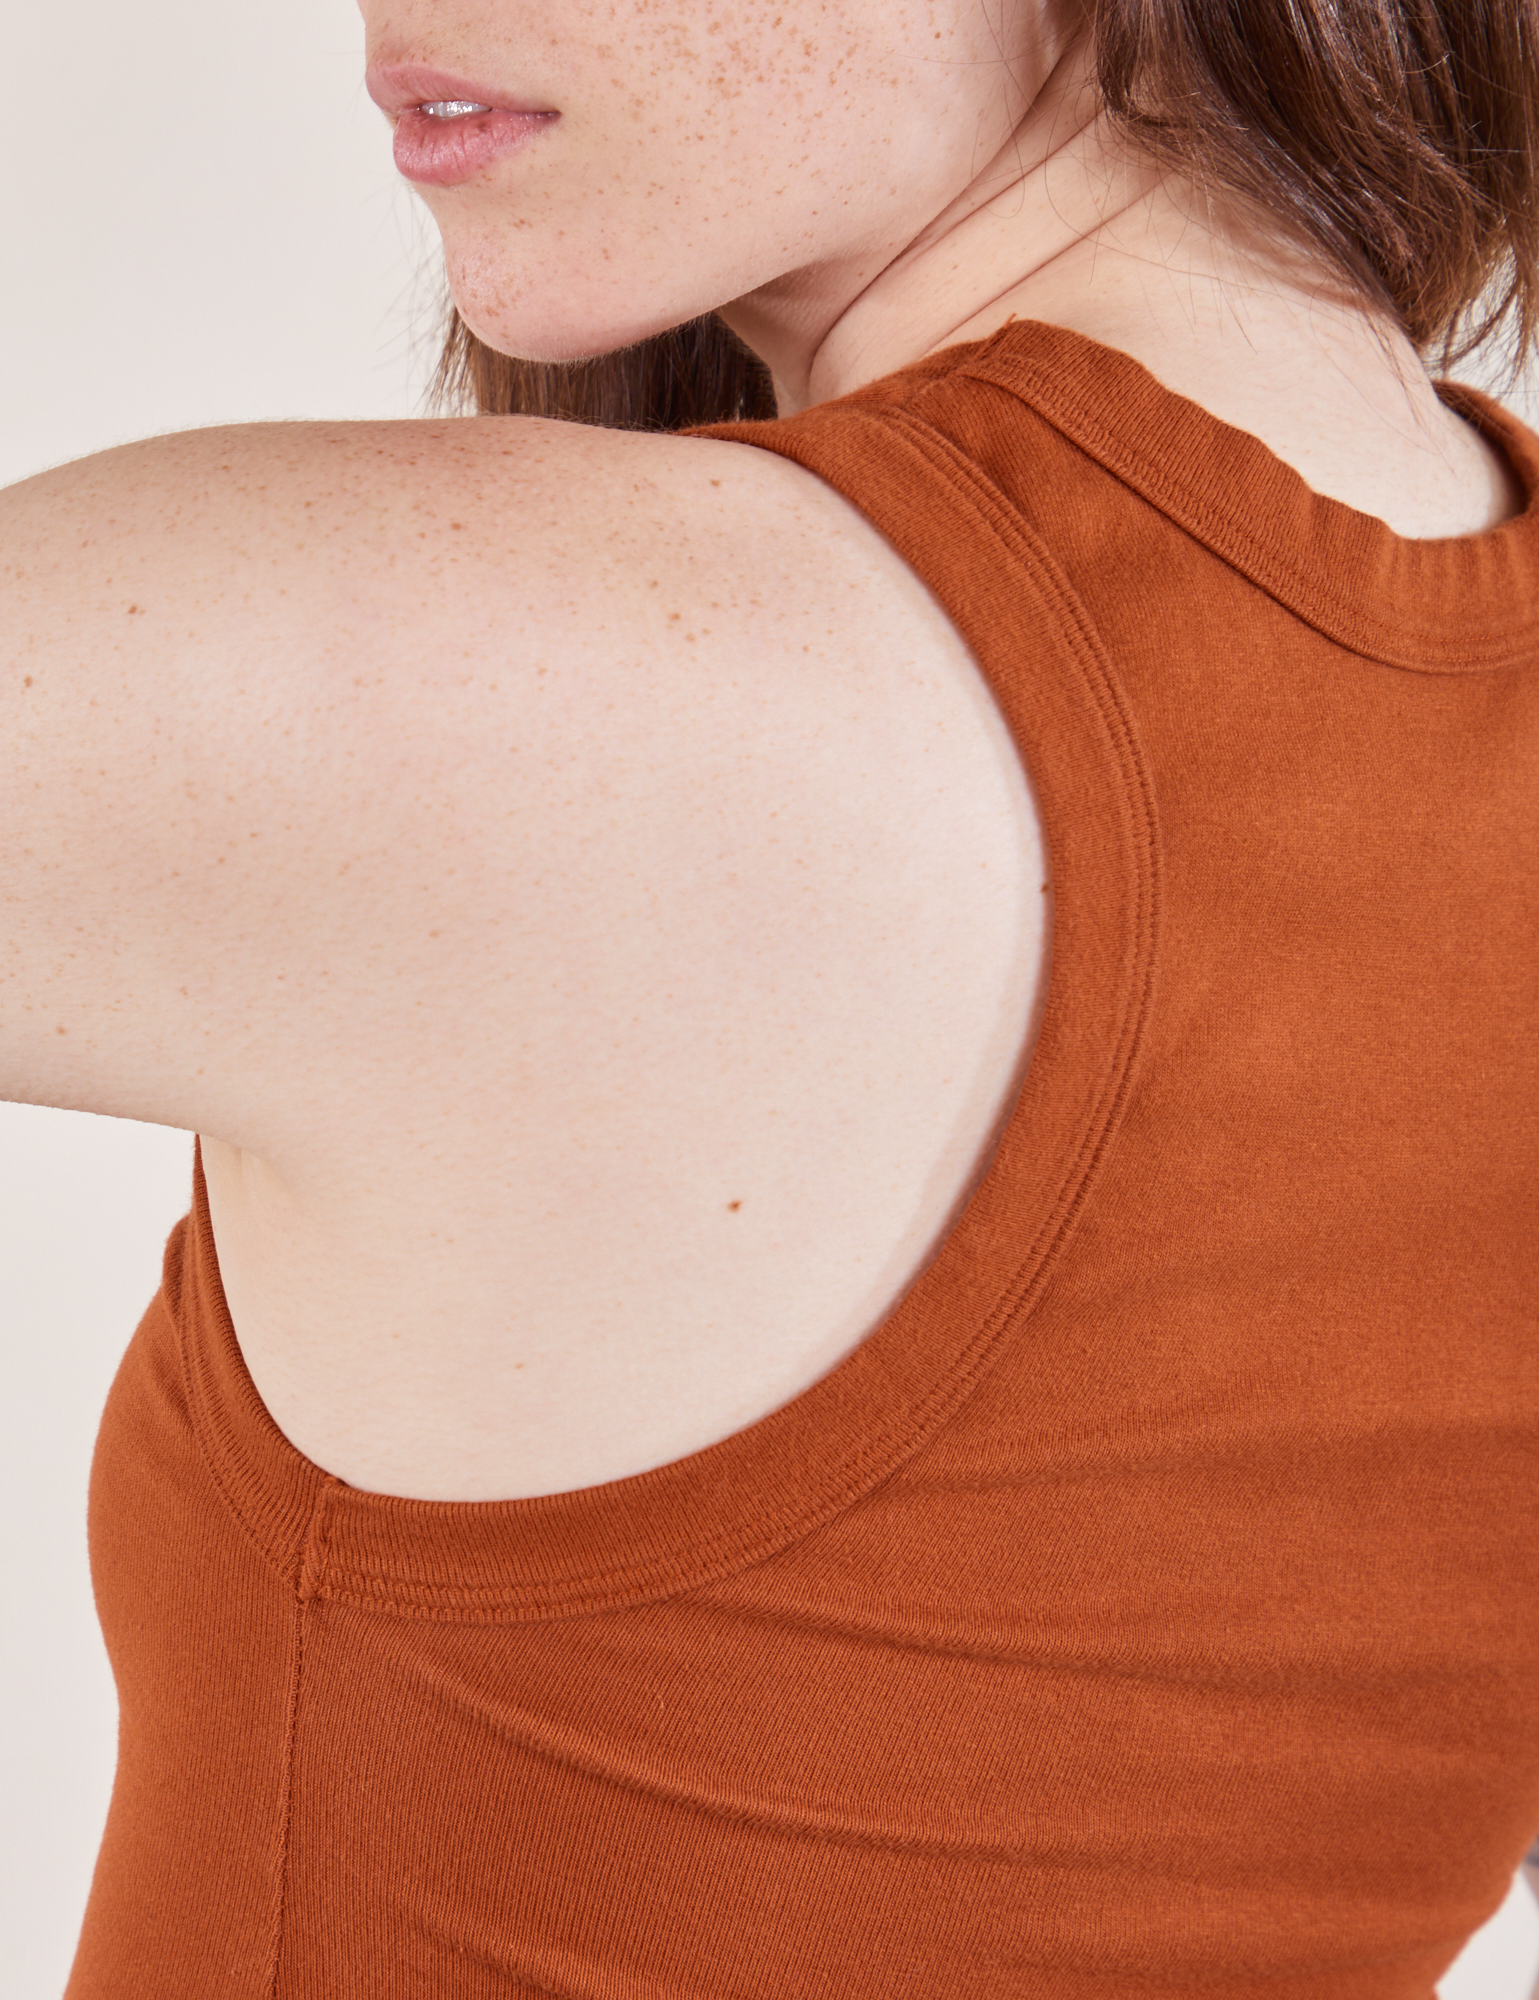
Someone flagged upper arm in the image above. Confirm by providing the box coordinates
[1,416,713,1148]
[0,427,282,1134]
[1,414,995,1171]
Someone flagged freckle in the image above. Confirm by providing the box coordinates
[727,1199,742,1211]
[55,1025,67,1036]
[450,521,464,530]
[23,676,33,688]
[127,604,140,615]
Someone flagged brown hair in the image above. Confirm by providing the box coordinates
[434,0,1539,429]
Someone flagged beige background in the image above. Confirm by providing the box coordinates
[1,0,1536,1993]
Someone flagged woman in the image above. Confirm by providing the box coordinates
[5,0,1537,1991]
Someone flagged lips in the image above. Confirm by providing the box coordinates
[366,62,559,186]
[365,62,549,118]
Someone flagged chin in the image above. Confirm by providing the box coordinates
[446,244,705,368]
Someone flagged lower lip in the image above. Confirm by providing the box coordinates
[393,107,557,187]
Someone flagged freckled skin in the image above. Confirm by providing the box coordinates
[359,0,1513,530]
[0,0,1520,1509]
[363,0,1066,404]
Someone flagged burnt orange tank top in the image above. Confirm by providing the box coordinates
[71,321,1539,1998]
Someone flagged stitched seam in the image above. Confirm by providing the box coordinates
[262,1489,325,1995]
[962,359,1539,672]
[311,405,1163,1621]
[175,1252,309,1594]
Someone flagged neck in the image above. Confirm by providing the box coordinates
[718,36,1521,538]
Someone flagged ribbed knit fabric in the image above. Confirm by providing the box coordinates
[70,320,1539,1998]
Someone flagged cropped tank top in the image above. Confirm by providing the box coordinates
[71,321,1539,1999]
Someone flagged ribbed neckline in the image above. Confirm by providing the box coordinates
[950,317,1539,674]
[177,337,1168,1622]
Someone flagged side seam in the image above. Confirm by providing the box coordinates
[263,1484,330,1995]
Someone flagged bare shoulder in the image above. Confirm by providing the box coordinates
[0,414,1015,1166]
[0,410,934,638]
[1,411,965,719]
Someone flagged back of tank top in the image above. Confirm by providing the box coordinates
[70,320,1539,1999]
